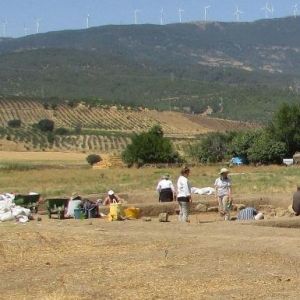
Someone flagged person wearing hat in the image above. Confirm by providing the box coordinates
[156,174,175,202]
[103,190,123,206]
[214,168,232,221]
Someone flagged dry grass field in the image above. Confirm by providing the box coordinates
[1,152,300,299]
[1,215,300,299]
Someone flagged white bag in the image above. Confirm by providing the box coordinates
[0,211,14,222]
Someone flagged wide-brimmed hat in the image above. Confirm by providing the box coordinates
[108,190,114,196]
[219,168,229,175]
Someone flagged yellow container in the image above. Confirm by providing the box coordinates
[109,203,124,221]
[124,207,140,219]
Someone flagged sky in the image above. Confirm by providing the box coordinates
[1,0,299,37]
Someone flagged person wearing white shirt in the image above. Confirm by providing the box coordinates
[177,167,192,222]
[214,168,232,221]
[156,174,175,202]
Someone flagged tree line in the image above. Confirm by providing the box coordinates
[122,103,300,166]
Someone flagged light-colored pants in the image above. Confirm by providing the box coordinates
[178,201,190,222]
[218,195,231,221]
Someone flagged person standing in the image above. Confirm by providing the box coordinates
[214,168,232,221]
[156,174,175,202]
[177,167,192,222]
[291,185,300,216]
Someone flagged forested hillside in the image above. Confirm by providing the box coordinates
[1,17,300,122]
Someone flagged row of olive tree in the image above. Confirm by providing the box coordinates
[189,103,300,164]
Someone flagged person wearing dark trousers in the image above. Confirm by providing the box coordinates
[177,167,192,222]
[156,174,175,202]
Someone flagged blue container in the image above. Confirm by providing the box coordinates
[74,208,82,219]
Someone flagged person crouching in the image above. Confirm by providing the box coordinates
[156,174,175,202]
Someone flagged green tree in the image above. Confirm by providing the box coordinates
[269,103,300,156]
[247,130,287,164]
[37,119,54,132]
[189,132,232,163]
[122,125,180,166]
[229,130,260,162]
[86,154,102,166]
[7,119,21,128]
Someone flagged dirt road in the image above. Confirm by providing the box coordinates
[1,214,300,299]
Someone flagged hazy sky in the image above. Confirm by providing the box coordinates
[1,0,299,37]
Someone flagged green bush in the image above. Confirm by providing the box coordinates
[122,125,181,166]
[268,103,300,156]
[247,131,287,164]
[7,119,21,128]
[55,127,69,135]
[86,154,102,166]
[37,119,55,132]
[189,132,233,163]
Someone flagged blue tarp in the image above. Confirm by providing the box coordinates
[230,157,244,165]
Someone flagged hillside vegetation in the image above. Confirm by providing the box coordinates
[0,98,254,153]
[1,18,300,122]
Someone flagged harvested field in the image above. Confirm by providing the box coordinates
[1,215,300,299]
[1,156,300,299]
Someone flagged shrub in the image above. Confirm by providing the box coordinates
[86,154,102,166]
[122,125,181,166]
[247,131,287,164]
[7,119,21,128]
[55,127,69,135]
[37,119,54,132]
[47,132,55,144]
[189,132,233,163]
[268,103,300,156]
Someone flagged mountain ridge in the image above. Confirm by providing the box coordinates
[1,17,300,122]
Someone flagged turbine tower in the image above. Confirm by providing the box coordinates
[2,19,7,37]
[293,4,299,18]
[86,13,90,29]
[134,9,140,24]
[234,6,243,22]
[178,8,184,23]
[36,18,41,34]
[24,24,28,36]
[160,8,164,25]
[204,6,210,22]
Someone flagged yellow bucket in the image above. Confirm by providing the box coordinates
[109,203,124,221]
[124,207,140,219]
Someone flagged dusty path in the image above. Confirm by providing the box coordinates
[1,215,300,299]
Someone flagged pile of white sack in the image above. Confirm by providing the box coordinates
[0,193,31,223]
[191,187,216,195]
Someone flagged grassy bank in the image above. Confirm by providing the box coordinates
[0,158,299,198]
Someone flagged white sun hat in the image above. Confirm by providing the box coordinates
[219,168,229,175]
[108,190,114,196]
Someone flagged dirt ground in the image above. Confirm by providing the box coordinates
[1,212,300,300]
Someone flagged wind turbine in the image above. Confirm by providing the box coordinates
[204,6,210,22]
[234,6,243,22]
[86,13,90,29]
[35,18,41,34]
[160,8,164,25]
[293,4,299,18]
[2,19,7,37]
[24,24,28,36]
[268,3,274,16]
[134,9,140,24]
[178,8,184,23]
